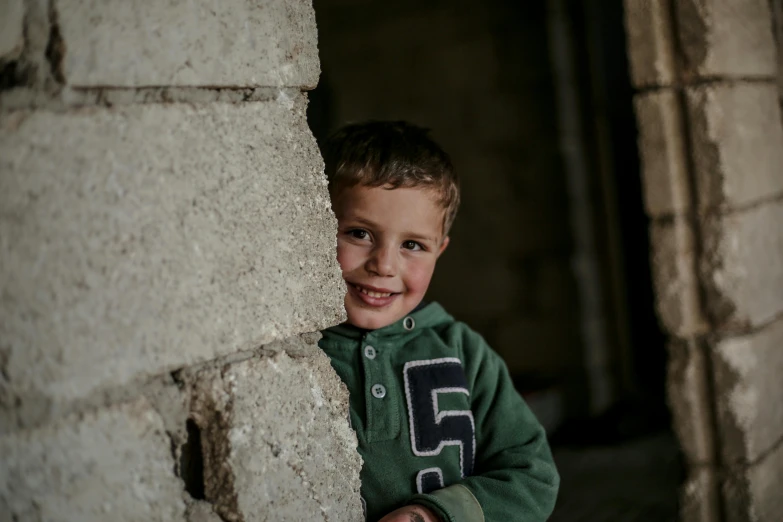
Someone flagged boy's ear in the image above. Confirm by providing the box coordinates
[437,236,450,257]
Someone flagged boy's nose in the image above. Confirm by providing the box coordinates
[366,244,397,277]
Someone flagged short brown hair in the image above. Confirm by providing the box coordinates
[322,121,460,234]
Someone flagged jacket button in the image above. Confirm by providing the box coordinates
[371,384,386,399]
[364,345,377,359]
[403,317,415,330]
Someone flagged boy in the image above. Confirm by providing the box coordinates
[318,121,559,522]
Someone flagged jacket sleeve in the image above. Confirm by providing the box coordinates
[409,327,560,522]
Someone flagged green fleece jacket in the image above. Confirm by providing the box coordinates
[319,302,559,522]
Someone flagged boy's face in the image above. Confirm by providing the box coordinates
[332,185,450,330]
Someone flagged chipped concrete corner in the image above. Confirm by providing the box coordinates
[1,1,362,521]
[188,350,362,522]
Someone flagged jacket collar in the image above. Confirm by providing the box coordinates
[323,301,452,340]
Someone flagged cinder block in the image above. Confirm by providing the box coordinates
[56,0,319,88]
[723,441,783,522]
[189,349,363,521]
[0,398,185,521]
[712,317,783,465]
[649,219,709,338]
[667,340,716,466]
[687,83,783,212]
[675,0,777,78]
[623,0,677,87]
[0,97,345,421]
[676,0,777,78]
[0,0,24,61]
[701,202,783,330]
[634,90,692,216]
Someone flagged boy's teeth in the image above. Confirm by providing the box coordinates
[356,285,392,298]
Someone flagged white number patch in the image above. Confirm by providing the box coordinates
[403,358,475,493]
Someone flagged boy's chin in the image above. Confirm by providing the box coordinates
[345,310,398,330]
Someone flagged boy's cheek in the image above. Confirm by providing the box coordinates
[404,261,437,296]
[335,241,358,273]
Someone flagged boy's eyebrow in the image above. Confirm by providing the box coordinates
[405,232,439,244]
[350,216,381,229]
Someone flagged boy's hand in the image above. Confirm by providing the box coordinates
[377,504,442,522]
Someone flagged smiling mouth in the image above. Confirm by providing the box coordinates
[350,283,399,298]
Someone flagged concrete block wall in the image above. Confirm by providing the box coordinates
[624,1,783,520]
[0,1,363,520]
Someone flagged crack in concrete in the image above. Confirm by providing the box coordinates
[0,333,319,437]
[746,431,783,467]
[1,85,306,111]
[44,0,64,84]
[190,386,242,522]
[262,438,330,522]
[634,75,778,94]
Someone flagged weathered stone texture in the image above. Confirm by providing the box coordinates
[0,398,185,521]
[687,83,783,212]
[0,97,345,422]
[667,340,716,466]
[680,466,721,522]
[723,441,783,522]
[634,90,691,216]
[649,219,708,338]
[701,202,783,330]
[189,349,363,522]
[712,317,783,464]
[0,0,24,62]
[676,0,777,78]
[623,0,676,87]
[185,501,223,522]
[56,0,319,88]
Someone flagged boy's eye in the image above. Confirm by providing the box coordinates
[349,229,369,240]
[402,240,423,251]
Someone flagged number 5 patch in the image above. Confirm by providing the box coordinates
[403,358,475,493]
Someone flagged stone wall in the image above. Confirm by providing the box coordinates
[0,1,363,520]
[624,1,783,520]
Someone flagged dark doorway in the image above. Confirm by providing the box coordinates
[309,0,679,518]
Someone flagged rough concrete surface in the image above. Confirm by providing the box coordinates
[676,0,778,78]
[666,340,716,466]
[680,466,721,522]
[687,83,783,212]
[0,397,186,522]
[623,0,677,87]
[56,0,319,88]
[723,440,783,522]
[649,219,708,338]
[185,501,223,522]
[0,96,346,427]
[189,349,363,522]
[0,0,24,62]
[701,202,783,330]
[634,90,691,216]
[712,317,783,464]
